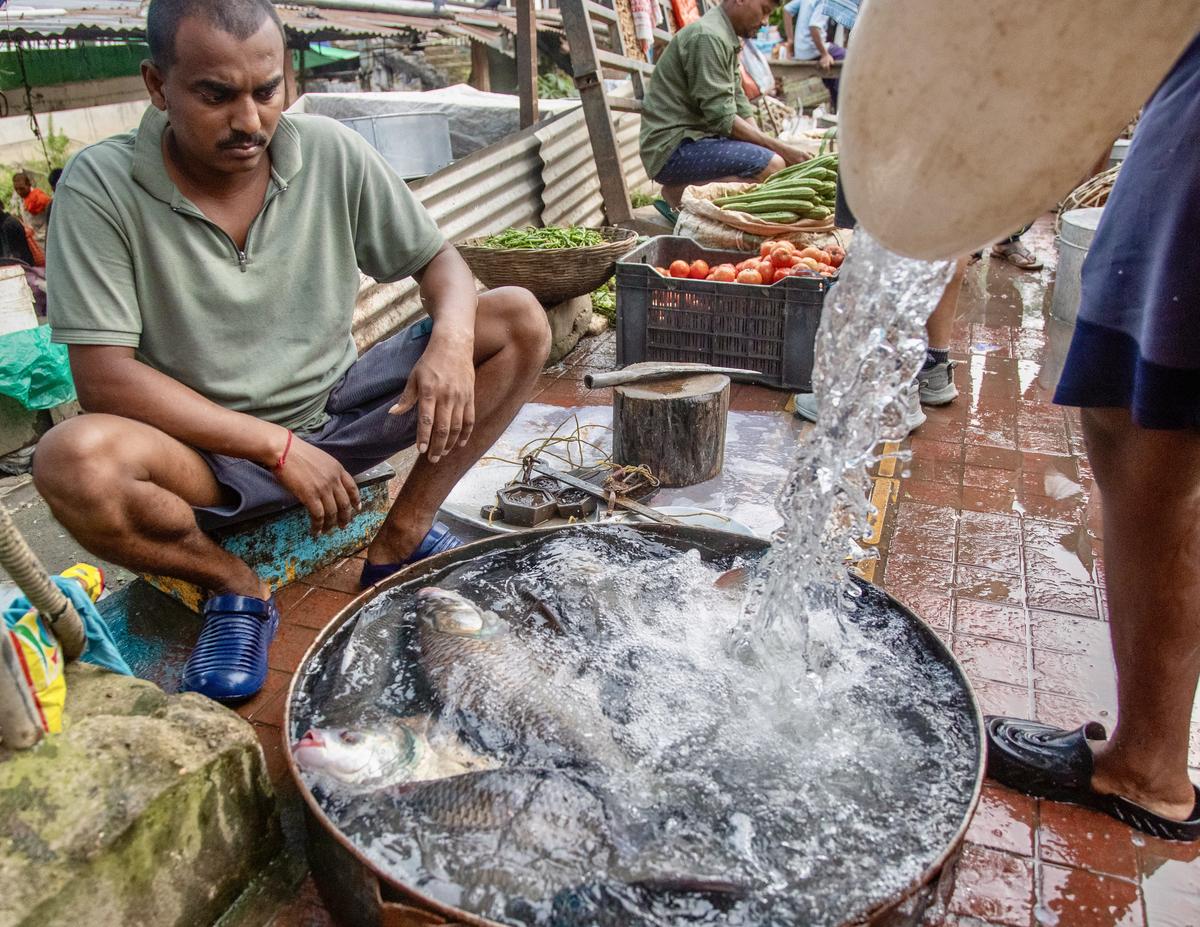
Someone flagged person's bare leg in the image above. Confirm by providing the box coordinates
[1082,406,1200,821]
[33,414,268,598]
[926,256,966,348]
[659,154,786,207]
[366,287,551,564]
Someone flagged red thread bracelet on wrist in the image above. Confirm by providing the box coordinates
[273,430,293,472]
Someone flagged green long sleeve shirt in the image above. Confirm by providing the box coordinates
[638,6,754,180]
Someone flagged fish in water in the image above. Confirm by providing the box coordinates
[414,586,632,770]
[343,767,748,919]
[292,715,497,792]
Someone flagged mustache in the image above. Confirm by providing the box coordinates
[218,132,268,149]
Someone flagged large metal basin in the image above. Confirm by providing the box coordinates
[283,524,984,927]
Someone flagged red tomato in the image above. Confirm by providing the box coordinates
[654,266,669,276]
[735,268,763,284]
[669,259,691,278]
[772,267,792,283]
[759,241,775,257]
[758,260,774,279]
[709,266,737,282]
[735,259,754,272]
[689,259,710,279]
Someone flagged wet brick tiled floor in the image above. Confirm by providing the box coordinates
[258,218,1200,926]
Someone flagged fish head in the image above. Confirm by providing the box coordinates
[292,723,423,790]
[415,586,506,639]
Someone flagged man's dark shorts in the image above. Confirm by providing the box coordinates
[653,137,775,187]
[194,317,433,530]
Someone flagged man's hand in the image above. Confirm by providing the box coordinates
[272,434,361,535]
[390,337,476,463]
[776,142,814,166]
[819,51,835,72]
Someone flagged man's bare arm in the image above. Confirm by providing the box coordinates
[730,116,812,165]
[396,242,480,463]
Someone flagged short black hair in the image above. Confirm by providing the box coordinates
[147,0,286,72]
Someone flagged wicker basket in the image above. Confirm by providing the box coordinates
[456,227,639,305]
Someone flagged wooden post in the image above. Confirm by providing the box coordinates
[612,372,731,487]
[517,0,539,127]
[469,39,492,91]
[561,0,634,225]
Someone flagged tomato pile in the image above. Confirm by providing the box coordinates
[653,239,844,285]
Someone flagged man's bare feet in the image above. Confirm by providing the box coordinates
[1090,740,1198,822]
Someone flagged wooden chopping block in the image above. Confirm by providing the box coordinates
[611,372,730,488]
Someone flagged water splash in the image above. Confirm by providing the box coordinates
[738,232,954,662]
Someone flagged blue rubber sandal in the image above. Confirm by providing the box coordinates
[359,521,464,589]
[180,593,279,704]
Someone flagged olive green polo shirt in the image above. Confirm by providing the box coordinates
[638,6,755,180]
[47,106,445,431]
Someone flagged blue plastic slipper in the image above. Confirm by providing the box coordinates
[180,593,279,704]
[359,521,464,589]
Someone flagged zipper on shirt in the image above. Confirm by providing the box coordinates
[170,180,287,271]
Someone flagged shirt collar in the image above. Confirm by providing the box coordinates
[131,105,304,205]
[713,6,739,44]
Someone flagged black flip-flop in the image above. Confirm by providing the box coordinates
[985,716,1200,841]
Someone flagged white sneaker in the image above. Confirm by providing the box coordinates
[917,360,958,406]
[794,388,925,434]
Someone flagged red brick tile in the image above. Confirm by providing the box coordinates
[908,455,966,485]
[901,478,963,507]
[963,464,1020,492]
[957,536,1024,575]
[888,530,956,563]
[1017,491,1087,523]
[960,511,1023,543]
[268,621,322,673]
[910,436,964,462]
[949,844,1035,927]
[1024,579,1099,618]
[954,600,1027,644]
[1029,610,1110,655]
[289,586,356,630]
[894,501,960,533]
[953,635,1030,688]
[955,566,1024,607]
[961,487,1020,515]
[966,446,1024,471]
[1034,691,1114,730]
[920,417,969,444]
[306,557,367,595]
[1023,549,1097,586]
[234,668,291,723]
[966,784,1036,856]
[971,679,1034,717]
[1039,802,1141,880]
[274,581,315,613]
[883,554,955,594]
[900,590,953,629]
[253,721,291,787]
[1038,864,1142,927]
[730,384,788,412]
[1032,649,1117,709]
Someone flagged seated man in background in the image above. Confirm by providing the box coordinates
[34,0,550,704]
[782,0,844,108]
[640,0,810,217]
[11,171,51,249]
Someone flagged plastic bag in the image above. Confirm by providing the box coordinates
[674,207,849,252]
[0,324,75,410]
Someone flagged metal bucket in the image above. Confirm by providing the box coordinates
[1051,206,1105,325]
[339,112,453,180]
[283,524,985,927]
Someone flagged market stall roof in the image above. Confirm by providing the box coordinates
[0,3,563,45]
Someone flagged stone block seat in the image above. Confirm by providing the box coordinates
[141,462,395,611]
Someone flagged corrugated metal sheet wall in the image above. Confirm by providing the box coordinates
[352,105,650,349]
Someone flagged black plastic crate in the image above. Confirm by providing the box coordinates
[615,236,829,391]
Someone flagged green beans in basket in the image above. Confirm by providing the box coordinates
[480,227,606,250]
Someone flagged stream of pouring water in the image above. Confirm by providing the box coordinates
[738,232,954,663]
